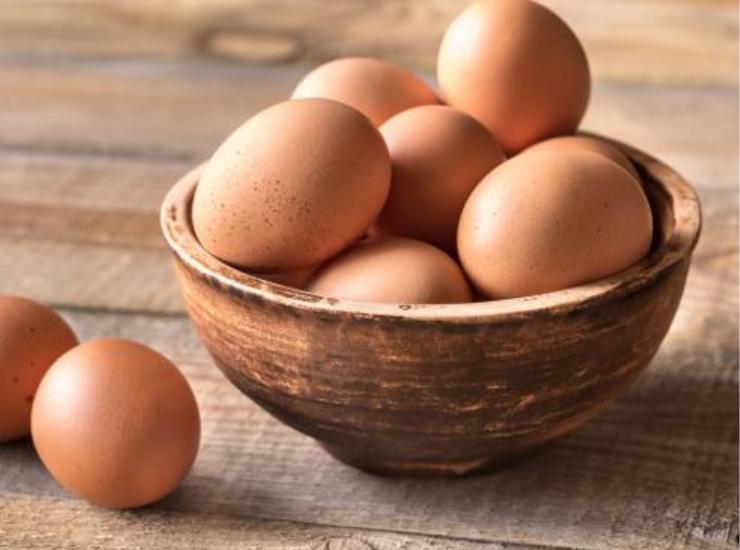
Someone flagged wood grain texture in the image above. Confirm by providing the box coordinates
[0,494,504,550]
[0,6,736,546]
[0,60,736,189]
[0,0,736,85]
[0,305,736,549]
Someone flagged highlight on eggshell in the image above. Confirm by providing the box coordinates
[457,149,653,299]
[437,0,591,153]
[291,57,439,126]
[372,105,506,254]
[31,338,201,509]
[0,295,78,443]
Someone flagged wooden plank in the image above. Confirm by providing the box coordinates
[0,0,735,85]
[0,494,504,550]
[0,61,295,164]
[0,306,736,550]
[0,60,736,190]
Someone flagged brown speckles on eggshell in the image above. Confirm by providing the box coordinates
[191,99,390,271]
[0,295,78,442]
[457,150,653,299]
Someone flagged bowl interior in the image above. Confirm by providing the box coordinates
[161,137,701,323]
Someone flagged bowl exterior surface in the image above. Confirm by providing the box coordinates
[163,143,699,476]
[173,257,688,475]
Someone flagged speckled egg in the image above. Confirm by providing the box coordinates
[192,98,391,272]
[457,150,653,298]
[0,295,77,443]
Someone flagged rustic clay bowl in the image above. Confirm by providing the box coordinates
[161,138,701,477]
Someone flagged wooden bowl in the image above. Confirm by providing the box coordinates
[161,139,701,477]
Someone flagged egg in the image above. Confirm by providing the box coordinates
[457,150,653,299]
[524,135,640,181]
[437,0,590,153]
[0,295,78,443]
[192,98,391,272]
[372,105,506,253]
[31,338,200,509]
[292,57,438,126]
[307,237,472,304]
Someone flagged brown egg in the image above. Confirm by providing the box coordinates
[292,57,439,126]
[307,237,472,304]
[524,135,640,181]
[372,105,506,253]
[31,338,200,509]
[0,296,78,442]
[192,98,391,272]
[437,0,590,153]
[457,150,653,299]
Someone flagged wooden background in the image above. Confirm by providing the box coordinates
[0,1,738,549]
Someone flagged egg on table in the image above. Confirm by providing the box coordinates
[307,237,473,304]
[192,98,391,273]
[372,105,506,254]
[31,338,200,509]
[0,295,78,443]
[457,150,653,299]
[437,0,591,153]
[292,57,438,126]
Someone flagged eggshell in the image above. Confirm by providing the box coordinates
[292,57,438,126]
[192,98,391,272]
[457,150,653,299]
[0,295,77,443]
[31,338,200,509]
[437,0,591,153]
[307,237,473,304]
[372,105,506,253]
[524,135,640,181]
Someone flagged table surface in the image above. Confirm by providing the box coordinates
[0,2,737,549]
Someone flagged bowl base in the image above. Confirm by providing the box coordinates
[319,442,534,478]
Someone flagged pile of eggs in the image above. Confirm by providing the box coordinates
[193,0,653,305]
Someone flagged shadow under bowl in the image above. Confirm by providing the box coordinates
[161,137,701,477]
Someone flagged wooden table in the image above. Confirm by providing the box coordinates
[0,2,737,548]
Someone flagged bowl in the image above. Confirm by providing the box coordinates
[161,137,701,477]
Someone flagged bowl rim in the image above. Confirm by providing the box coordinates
[161,135,702,323]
